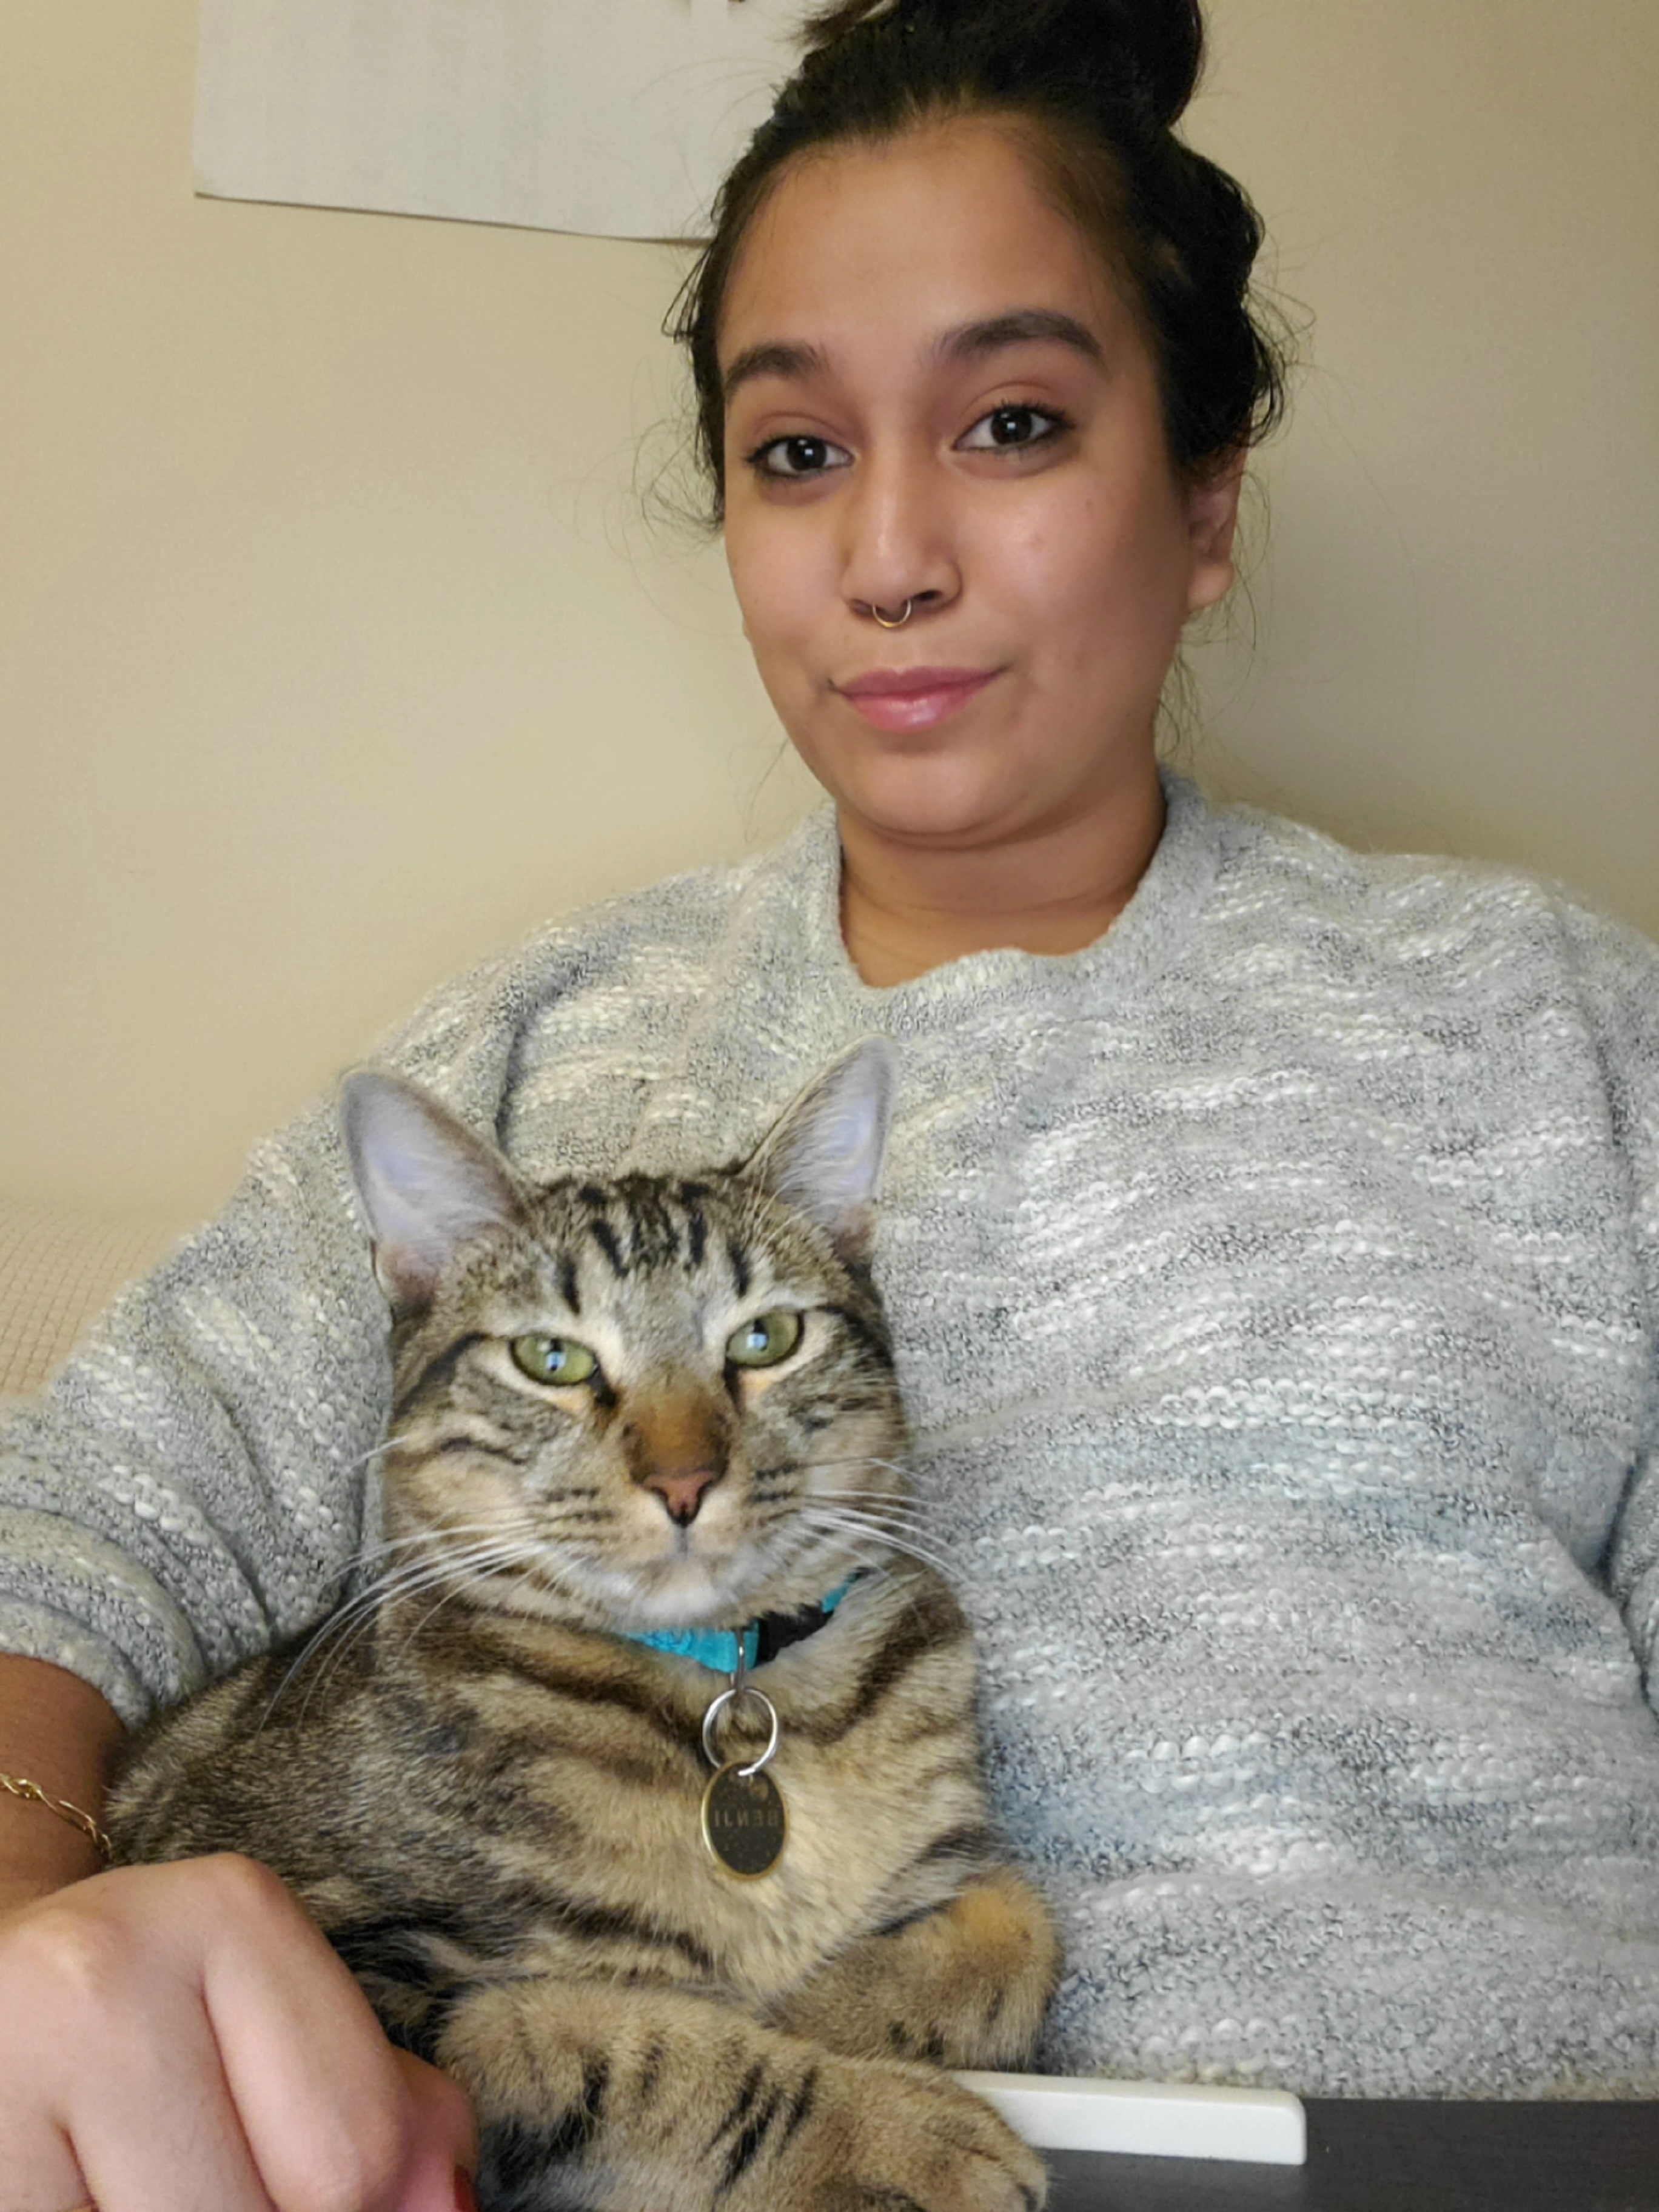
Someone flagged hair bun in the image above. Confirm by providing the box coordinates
[1081,0,1204,130]
[802,0,1204,134]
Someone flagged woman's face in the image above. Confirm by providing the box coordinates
[718,119,1241,853]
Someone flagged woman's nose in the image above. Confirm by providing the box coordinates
[839,443,960,623]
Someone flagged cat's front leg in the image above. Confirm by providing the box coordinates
[766,1863,1061,2070]
[438,1974,1045,2212]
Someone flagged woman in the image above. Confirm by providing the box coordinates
[4,0,1658,2203]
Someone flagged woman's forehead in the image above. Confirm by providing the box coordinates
[718,119,1128,370]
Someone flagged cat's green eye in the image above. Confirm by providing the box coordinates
[726,1310,803,1370]
[509,1334,599,1387]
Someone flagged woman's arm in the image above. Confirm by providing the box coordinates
[0,1656,478,2210]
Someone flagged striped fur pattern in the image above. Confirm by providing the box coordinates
[107,1045,1058,2212]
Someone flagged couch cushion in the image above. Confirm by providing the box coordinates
[0,1198,179,1401]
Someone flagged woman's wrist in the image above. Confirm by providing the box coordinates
[0,1653,125,1905]
[0,1771,112,1862]
[0,1816,106,1912]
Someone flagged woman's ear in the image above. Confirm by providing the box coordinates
[1184,447,1247,615]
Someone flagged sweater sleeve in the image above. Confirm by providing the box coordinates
[0,944,537,1726]
[1575,903,1659,1701]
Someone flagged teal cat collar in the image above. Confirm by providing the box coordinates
[616,1578,855,1676]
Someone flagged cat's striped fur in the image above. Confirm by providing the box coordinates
[107,1045,1058,2212]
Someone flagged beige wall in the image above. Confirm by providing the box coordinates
[1193,1,1659,894]
[3,0,1655,1224]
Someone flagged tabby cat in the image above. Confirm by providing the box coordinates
[107,1042,1059,2212]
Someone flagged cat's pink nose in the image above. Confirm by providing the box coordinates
[644,1467,720,1526]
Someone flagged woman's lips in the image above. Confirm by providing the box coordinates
[834,666,999,732]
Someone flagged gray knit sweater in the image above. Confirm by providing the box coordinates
[5,776,1659,2099]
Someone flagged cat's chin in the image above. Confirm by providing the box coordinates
[583,1547,854,1635]
[575,1554,738,1632]
[600,1543,882,1638]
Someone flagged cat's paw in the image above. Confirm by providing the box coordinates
[799,2057,1046,2212]
[770,1867,1061,2071]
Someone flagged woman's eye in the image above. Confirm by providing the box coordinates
[958,404,1068,452]
[725,1310,803,1369]
[749,435,851,480]
[509,1334,599,1386]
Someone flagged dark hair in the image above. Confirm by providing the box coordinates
[669,0,1289,521]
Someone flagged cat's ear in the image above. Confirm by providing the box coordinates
[340,1070,523,1313]
[747,1039,896,1264]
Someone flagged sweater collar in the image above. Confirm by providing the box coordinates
[773,768,1222,1033]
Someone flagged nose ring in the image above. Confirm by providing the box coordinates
[866,599,914,629]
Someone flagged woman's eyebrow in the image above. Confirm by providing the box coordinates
[721,339,831,403]
[934,309,1105,366]
[720,309,1102,403]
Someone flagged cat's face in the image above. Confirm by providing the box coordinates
[345,1045,908,1631]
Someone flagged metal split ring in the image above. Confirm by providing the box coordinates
[701,1683,780,1778]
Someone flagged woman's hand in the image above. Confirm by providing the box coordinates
[0,1854,477,2212]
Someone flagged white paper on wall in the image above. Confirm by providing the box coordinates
[194,0,817,241]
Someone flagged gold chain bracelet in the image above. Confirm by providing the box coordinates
[0,1772,113,1863]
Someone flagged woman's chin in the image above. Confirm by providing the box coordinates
[802,747,1027,846]
[837,780,1059,851]
[804,723,1162,855]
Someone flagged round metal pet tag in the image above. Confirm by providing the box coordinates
[701,1762,788,1879]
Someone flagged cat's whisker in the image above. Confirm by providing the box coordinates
[802,1487,931,1520]
[271,1600,441,1723]
[800,1492,946,1539]
[813,1521,900,1564]
[740,1507,896,1590]
[263,1531,548,1723]
[352,1518,532,1566]
[377,1540,565,1665]
[303,1462,487,1597]
[799,1456,917,1496]
[823,1532,935,1568]
[798,1529,907,1591]
[343,1529,540,1609]
[795,1507,957,1578]
[378,1540,555,1646]
[791,1451,910,1477]
[803,1511,939,1556]
[286,1540,549,1719]
[307,1523,542,1635]
[329,1429,420,1481]
[802,1452,912,1476]
[802,1480,913,1497]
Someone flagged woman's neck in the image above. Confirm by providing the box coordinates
[837,761,1167,987]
